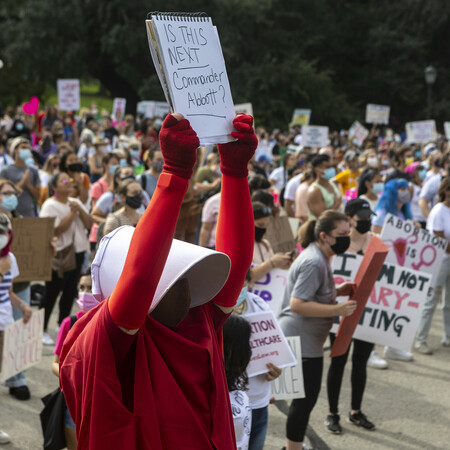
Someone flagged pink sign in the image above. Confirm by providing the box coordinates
[57,79,80,111]
[22,97,39,115]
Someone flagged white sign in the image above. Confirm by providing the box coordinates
[112,98,126,121]
[405,120,437,144]
[444,122,450,140]
[246,310,297,377]
[271,336,305,400]
[291,109,311,126]
[332,254,431,352]
[349,121,369,146]
[380,213,447,297]
[57,79,80,111]
[248,268,289,316]
[137,101,171,119]
[0,310,44,381]
[234,103,253,117]
[365,104,390,125]
[301,125,329,148]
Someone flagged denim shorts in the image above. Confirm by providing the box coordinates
[64,406,76,429]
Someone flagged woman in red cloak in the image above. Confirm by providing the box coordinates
[59,112,257,449]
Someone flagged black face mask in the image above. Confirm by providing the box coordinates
[355,220,371,234]
[68,163,82,172]
[125,193,143,209]
[328,235,350,255]
[152,160,164,173]
[255,226,266,242]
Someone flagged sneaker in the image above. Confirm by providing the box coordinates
[414,341,433,355]
[0,430,11,444]
[9,385,30,400]
[384,346,413,361]
[42,332,55,346]
[348,411,375,430]
[325,414,342,434]
[367,350,388,369]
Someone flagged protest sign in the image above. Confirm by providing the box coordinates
[57,79,80,111]
[271,336,305,400]
[444,122,450,140]
[10,218,54,282]
[301,125,329,148]
[246,310,297,377]
[405,120,437,143]
[146,14,235,145]
[137,101,171,118]
[365,104,390,124]
[380,213,446,297]
[331,236,389,357]
[291,109,311,126]
[349,121,369,146]
[112,98,126,120]
[234,103,253,117]
[265,216,297,254]
[332,253,432,352]
[22,96,40,116]
[0,310,44,381]
[248,268,289,316]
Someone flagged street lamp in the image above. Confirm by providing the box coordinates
[424,65,437,120]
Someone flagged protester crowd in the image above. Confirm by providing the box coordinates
[0,101,449,449]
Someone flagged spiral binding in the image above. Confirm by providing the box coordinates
[147,11,208,21]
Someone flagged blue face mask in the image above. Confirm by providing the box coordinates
[418,169,427,180]
[130,150,140,159]
[235,286,248,307]
[119,158,128,167]
[373,182,384,195]
[323,167,336,180]
[19,149,32,161]
[109,164,118,175]
[25,157,35,167]
[1,195,18,212]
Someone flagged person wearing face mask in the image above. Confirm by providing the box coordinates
[60,150,90,204]
[384,146,413,183]
[103,180,143,235]
[137,147,164,200]
[278,210,357,450]
[405,162,427,228]
[250,202,292,284]
[333,150,362,197]
[88,137,108,183]
[358,168,383,211]
[307,154,341,219]
[361,148,379,171]
[325,199,382,436]
[51,268,96,450]
[1,137,41,217]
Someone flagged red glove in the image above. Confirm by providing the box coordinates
[218,114,258,177]
[159,114,200,179]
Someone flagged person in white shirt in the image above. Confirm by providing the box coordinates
[269,153,297,193]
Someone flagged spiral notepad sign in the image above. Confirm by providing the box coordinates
[146,13,236,145]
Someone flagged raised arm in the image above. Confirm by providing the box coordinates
[212,114,258,312]
[108,114,199,330]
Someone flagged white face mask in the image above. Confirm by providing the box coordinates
[367,156,378,168]
[0,234,9,250]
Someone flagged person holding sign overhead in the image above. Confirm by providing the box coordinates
[278,210,357,450]
[59,113,258,449]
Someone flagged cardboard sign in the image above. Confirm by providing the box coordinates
[271,336,305,400]
[10,218,55,282]
[332,253,432,352]
[380,213,446,297]
[291,109,311,126]
[248,268,289,316]
[405,120,437,144]
[0,310,44,381]
[112,98,127,120]
[301,125,329,148]
[265,216,297,254]
[365,104,390,125]
[444,122,450,140]
[137,101,171,118]
[234,103,253,117]
[57,79,80,111]
[331,236,389,357]
[349,121,369,146]
[246,310,297,377]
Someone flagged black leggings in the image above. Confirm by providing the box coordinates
[286,357,323,442]
[40,252,85,329]
[327,333,373,414]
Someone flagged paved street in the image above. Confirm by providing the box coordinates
[1,306,449,449]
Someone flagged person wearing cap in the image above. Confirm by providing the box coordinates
[0,137,41,217]
[0,214,33,400]
[59,113,257,449]
[333,150,361,197]
[325,198,382,435]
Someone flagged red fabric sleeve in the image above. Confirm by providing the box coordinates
[108,172,188,329]
[212,173,254,307]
